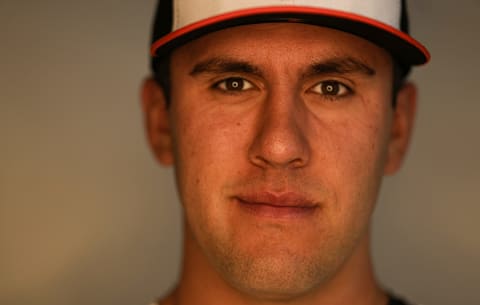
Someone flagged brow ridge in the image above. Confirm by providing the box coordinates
[304,57,376,78]
[190,57,262,77]
[189,56,375,79]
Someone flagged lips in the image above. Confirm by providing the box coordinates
[234,192,319,219]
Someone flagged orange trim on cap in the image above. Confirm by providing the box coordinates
[150,6,430,63]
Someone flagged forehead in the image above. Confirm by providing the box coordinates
[171,23,393,73]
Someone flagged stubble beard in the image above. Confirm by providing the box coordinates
[199,224,358,302]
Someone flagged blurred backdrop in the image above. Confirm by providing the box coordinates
[1,1,479,305]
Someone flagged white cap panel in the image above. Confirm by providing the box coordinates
[174,0,401,30]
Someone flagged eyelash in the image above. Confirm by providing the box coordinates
[308,80,353,101]
[213,77,255,93]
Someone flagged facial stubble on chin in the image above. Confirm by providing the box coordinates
[197,219,361,301]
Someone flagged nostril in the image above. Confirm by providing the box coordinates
[250,153,306,169]
[288,157,306,168]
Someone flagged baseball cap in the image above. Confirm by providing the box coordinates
[150,0,430,69]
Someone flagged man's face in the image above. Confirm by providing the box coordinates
[146,23,413,299]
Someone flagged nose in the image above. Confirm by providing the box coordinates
[248,92,310,170]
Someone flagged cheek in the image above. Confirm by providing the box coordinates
[173,107,248,173]
[170,103,250,225]
[315,109,391,229]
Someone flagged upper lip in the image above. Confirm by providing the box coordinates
[235,191,318,208]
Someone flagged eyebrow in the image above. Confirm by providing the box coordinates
[303,57,376,79]
[189,56,375,79]
[190,57,263,77]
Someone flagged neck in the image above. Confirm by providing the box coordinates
[161,227,387,305]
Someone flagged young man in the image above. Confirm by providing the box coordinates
[141,1,430,305]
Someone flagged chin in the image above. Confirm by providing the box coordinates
[212,247,340,301]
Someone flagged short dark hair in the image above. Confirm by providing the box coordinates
[153,56,171,103]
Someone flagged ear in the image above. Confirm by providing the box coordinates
[384,82,417,175]
[141,77,174,165]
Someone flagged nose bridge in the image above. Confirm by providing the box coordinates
[248,86,310,169]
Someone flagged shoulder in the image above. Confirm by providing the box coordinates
[149,289,177,305]
[388,293,419,305]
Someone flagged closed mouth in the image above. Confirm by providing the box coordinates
[233,191,319,218]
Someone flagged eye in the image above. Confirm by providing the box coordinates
[310,80,351,98]
[215,77,254,92]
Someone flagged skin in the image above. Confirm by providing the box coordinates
[142,23,417,305]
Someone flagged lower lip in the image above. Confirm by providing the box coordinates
[235,198,317,219]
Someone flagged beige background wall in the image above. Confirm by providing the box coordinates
[1,1,479,304]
